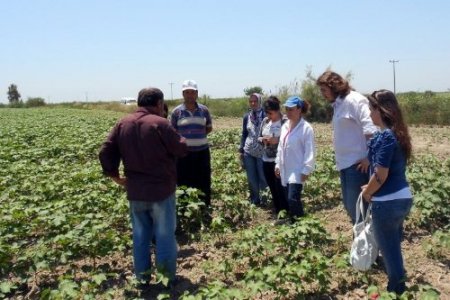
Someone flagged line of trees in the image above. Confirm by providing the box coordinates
[4,84,46,108]
[242,68,338,122]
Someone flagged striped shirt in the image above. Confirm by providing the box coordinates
[170,103,212,151]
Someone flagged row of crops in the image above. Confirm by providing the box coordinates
[0,108,448,299]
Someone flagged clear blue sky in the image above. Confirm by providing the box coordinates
[1,0,450,103]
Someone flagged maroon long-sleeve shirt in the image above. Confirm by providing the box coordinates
[99,107,187,202]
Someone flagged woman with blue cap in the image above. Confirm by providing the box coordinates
[275,96,315,219]
[239,93,267,205]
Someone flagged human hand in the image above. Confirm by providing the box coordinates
[356,158,370,173]
[267,136,279,145]
[361,185,372,202]
[274,167,280,178]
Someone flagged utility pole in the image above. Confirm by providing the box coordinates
[389,59,399,94]
[169,82,174,101]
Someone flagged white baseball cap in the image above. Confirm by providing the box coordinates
[182,80,198,91]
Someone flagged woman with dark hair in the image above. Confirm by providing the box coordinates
[316,71,377,224]
[239,93,267,205]
[258,96,289,216]
[275,96,315,220]
[361,89,413,294]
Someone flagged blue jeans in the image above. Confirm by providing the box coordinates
[372,198,413,294]
[283,183,304,218]
[129,194,177,281]
[243,153,267,204]
[339,164,369,223]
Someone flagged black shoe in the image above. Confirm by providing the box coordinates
[160,276,179,291]
[136,281,150,291]
[374,255,384,270]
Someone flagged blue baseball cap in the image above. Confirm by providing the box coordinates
[283,96,304,108]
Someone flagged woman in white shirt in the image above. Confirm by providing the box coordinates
[275,96,315,219]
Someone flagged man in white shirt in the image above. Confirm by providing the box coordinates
[316,71,377,224]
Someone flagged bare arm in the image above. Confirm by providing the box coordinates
[361,166,389,202]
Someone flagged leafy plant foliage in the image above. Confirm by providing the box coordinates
[0,108,448,299]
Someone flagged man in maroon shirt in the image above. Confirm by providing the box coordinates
[99,87,187,285]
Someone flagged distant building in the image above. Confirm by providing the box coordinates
[121,97,137,105]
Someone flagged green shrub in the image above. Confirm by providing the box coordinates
[399,92,450,125]
[407,155,450,230]
[26,97,46,107]
[423,228,450,261]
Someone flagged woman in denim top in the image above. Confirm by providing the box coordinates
[361,90,413,295]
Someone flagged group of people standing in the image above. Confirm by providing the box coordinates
[239,71,413,294]
[99,70,414,295]
[99,80,212,288]
[319,71,413,295]
[239,94,315,221]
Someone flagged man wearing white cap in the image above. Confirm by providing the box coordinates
[170,80,213,207]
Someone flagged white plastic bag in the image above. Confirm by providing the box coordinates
[349,194,378,271]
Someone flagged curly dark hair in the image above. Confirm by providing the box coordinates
[316,71,351,98]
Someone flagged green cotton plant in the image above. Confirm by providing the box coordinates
[183,218,333,299]
[41,278,81,299]
[367,284,441,300]
[227,217,332,297]
[176,186,206,236]
[211,195,256,232]
[0,281,17,299]
[304,148,340,209]
[0,108,130,296]
[1,108,448,298]
[407,155,450,230]
[423,228,450,261]
[180,280,248,300]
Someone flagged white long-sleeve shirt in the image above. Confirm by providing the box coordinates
[275,118,315,186]
[332,91,377,171]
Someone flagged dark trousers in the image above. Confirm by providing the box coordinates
[177,148,211,206]
[263,161,289,214]
[283,183,304,218]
